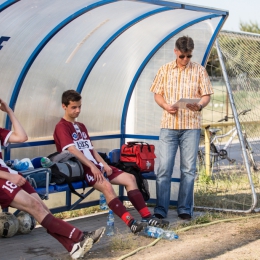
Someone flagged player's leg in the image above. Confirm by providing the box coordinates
[4,180,103,258]
[110,170,169,228]
[93,177,145,233]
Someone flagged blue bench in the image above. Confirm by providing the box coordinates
[6,149,178,214]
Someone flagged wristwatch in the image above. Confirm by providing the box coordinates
[198,104,203,111]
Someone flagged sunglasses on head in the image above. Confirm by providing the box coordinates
[179,54,192,59]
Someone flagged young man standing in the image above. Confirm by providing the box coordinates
[0,99,105,260]
[150,36,213,220]
[53,90,169,234]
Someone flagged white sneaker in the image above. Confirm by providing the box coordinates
[70,237,93,259]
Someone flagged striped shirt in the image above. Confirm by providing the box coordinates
[150,60,213,129]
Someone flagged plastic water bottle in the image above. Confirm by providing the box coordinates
[13,159,29,171]
[106,210,115,236]
[143,226,179,240]
[143,226,164,238]
[162,230,179,240]
[41,157,53,168]
[99,193,108,210]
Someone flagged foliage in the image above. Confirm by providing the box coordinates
[240,21,260,34]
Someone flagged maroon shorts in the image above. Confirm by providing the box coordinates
[0,175,36,209]
[84,165,123,186]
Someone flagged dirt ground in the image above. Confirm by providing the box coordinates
[85,215,260,260]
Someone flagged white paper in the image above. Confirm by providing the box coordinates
[171,98,200,109]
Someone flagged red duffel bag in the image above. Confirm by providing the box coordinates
[120,142,156,172]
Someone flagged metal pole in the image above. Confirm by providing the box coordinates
[215,39,257,213]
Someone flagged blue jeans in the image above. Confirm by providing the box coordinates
[154,128,201,217]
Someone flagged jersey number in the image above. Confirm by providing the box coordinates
[2,181,17,193]
[86,174,95,182]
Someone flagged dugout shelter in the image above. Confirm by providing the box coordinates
[0,0,228,209]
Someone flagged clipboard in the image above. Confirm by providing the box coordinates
[171,98,200,109]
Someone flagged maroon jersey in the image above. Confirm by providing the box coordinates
[0,128,17,174]
[54,118,123,186]
[0,128,35,209]
[54,118,103,168]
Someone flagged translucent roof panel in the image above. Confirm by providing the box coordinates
[0,0,228,156]
[127,17,222,135]
[0,0,104,126]
[83,9,223,135]
[13,1,164,140]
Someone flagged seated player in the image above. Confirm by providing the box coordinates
[53,90,169,234]
[0,98,105,260]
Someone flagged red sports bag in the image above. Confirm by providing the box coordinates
[120,142,156,172]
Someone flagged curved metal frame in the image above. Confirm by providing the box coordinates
[6,0,116,130]
[0,0,19,12]
[76,6,171,93]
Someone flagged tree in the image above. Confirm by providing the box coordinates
[240,21,260,34]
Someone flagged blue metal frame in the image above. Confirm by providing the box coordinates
[201,16,227,66]
[0,0,19,12]
[6,0,117,129]
[138,0,228,16]
[4,0,117,160]
[76,6,171,93]
[1,0,229,213]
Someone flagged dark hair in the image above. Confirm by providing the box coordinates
[62,90,81,106]
[175,36,194,52]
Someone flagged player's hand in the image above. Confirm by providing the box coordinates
[9,174,26,187]
[164,104,178,114]
[0,99,11,113]
[90,165,105,183]
[186,103,201,112]
[103,163,112,176]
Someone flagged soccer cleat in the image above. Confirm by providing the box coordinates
[70,237,93,259]
[141,217,169,228]
[83,227,106,244]
[129,220,147,234]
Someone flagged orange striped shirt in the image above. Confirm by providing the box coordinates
[150,60,213,129]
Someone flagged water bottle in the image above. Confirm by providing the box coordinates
[143,226,164,238]
[143,226,179,240]
[41,157,53,168]
[162,230,179,240]
[106,210,115,236]
[13,159,29,171]
[99,193,108,210]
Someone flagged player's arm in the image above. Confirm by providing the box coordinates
[92,149,113,176]
[67,145,105,183]
[0,170,26,186]
[0,99,28,143]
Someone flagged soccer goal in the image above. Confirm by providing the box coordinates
[194,30,260,213]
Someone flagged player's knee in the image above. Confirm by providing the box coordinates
[127,173,136,184]
[28,197,45,214]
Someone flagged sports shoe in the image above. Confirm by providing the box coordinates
[141,216,169,228]
[83,227,106,244]
[178,213,191,220]
[153,213,165,219]
[70,237,93,259]
[129,220,147,234]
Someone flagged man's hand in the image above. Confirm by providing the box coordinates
[103,163,112,176]
[9,174,26,186]
[164,104,178,114]
[186,103,201,112]
[90,164,105,183]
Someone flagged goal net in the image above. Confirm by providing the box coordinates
[194,30,260,212]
